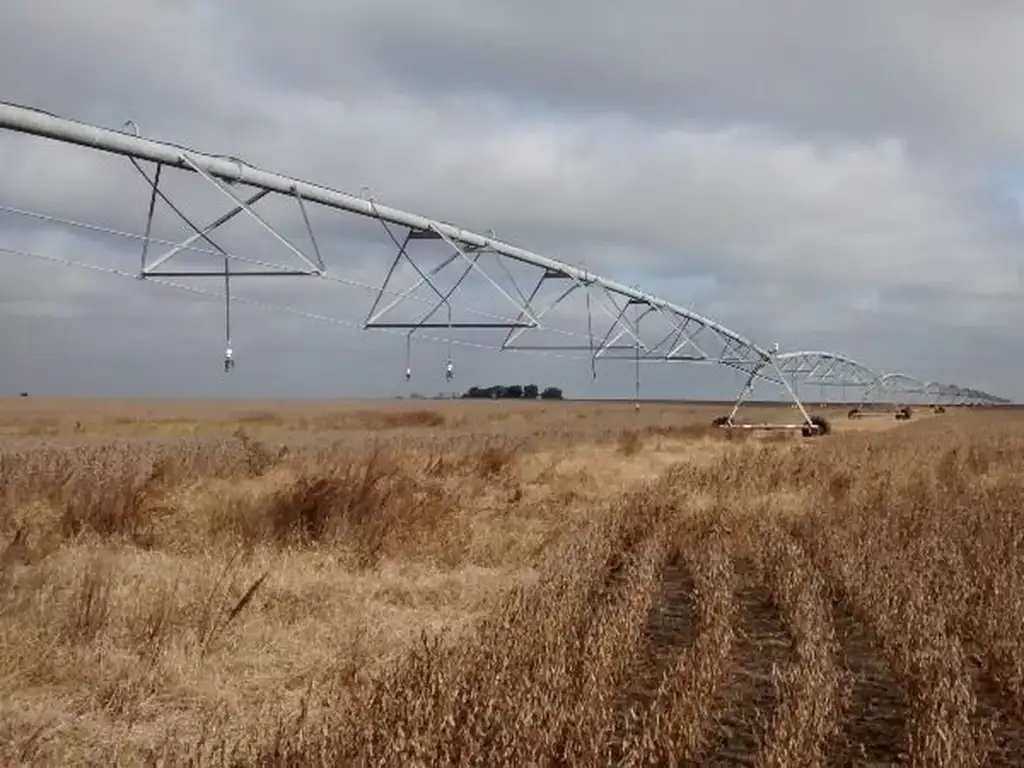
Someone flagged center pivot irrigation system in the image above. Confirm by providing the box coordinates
[0,101,1009,434]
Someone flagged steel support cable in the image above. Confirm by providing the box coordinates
[0,214,899,393]
[0,201,759,364]
[1,241,796,395]
[0,243,589,362]
[0,201,573,335]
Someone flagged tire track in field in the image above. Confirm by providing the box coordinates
[785,519,913,766]
[828,596,910,766]
[749,526,843,767]
[610,535,737,765]
[704,560,792,765]
[613,547,698,718]
[787,525,912,766]
[961,641,1024,765]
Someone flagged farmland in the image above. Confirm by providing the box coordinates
[1,397,1023,765]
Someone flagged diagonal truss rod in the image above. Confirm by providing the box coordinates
[362,223,534,330]
[180,154,324,275]
[128,154,320,278]
[496,268,744,365]
[143,183,272,274]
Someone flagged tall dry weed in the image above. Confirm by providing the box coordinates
[259,447,458,568]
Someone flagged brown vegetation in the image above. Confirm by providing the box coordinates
[1,399,1023,765]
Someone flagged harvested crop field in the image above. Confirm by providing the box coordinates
[1,397,1023,765]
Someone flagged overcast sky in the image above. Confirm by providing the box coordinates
[0,0,1022,402]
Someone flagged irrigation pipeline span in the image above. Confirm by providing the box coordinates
[0,102,1008,430]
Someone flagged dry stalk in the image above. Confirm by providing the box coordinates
[751,522,842,768]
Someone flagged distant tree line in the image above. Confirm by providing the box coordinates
[461,384,563,400]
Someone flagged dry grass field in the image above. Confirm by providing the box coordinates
[1,396,1023,765]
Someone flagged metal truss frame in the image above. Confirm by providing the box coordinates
[862,372,927,404]
[948,387,1008,407]
[773,351,880,390]
[771,350,878,408]
[848,372,927,420]
[847,373,1008,420]
[0,100,1010,427]
[710,350,881,434]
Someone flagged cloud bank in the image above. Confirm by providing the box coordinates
[0,0,1021,399]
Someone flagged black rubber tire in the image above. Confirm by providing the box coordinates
[802,414,831,437]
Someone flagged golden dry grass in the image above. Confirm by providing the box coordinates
[1,398,1022,765]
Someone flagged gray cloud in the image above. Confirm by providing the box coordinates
[227,1,1024,155]
[0,0,1021,401]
